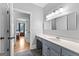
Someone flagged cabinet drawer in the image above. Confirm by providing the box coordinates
[42,39,60,56]
[62,48,79,56]
[43,39,61,53]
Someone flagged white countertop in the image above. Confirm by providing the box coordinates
[36,33,79,54]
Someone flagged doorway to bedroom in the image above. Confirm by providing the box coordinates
[14,9,30,53]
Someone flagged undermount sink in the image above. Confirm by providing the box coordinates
[47,36,60,39]
[43,35,57,39]
[47,37,61,41]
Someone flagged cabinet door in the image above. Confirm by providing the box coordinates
[42,43,49,56]
[46,39,61,54]
[0,6,2,53]
[0,4,10,55]
[67,12,76,30]
[42,39,61,56]
[48,42,60,56]
[50,48,59,56]
[36,37,42,49]
[62,48,79,56]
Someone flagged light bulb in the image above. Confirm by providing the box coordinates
[55,10,59,14]
[51,12,54,15]
[46,13,52,19]
[59,8,64,12]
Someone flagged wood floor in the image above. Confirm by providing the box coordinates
[0,53,5,56]
[14,36,42,56]
[14,36,30,52]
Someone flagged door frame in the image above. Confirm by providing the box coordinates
[10,4,31,56]
[13,8,31,43]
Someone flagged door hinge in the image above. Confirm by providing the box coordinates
[7,48,10,51]
[7,30,9,33]
[7,10,9,14]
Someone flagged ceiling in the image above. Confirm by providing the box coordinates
[33,3,48,8]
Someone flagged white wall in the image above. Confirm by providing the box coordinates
[13,3,43,49]
[44,3,79,43]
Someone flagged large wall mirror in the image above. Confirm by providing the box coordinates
[44,12,77,31]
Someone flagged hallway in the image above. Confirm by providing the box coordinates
[14,36,30,52]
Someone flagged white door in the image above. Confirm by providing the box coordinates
[0,3,10,55]
[9,4,15,56]
[0,5,2,53]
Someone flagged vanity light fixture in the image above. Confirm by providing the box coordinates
[46,12,54,19]
[46,13,52,19]
[55,10,60,14]
[46,7,64,21]
[51,12,55,15]
[55,7,64,14]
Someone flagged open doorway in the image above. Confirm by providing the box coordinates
[13,9,30,53]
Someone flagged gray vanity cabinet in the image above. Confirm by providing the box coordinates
[42,39,61,56]
[61,48,79,56]
[36,36,79,56]
[42,38,79,56]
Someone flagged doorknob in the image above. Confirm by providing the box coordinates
[0,37,4,40]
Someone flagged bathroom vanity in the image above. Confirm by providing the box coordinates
[36,34,79,56]
[39,11,79,56]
